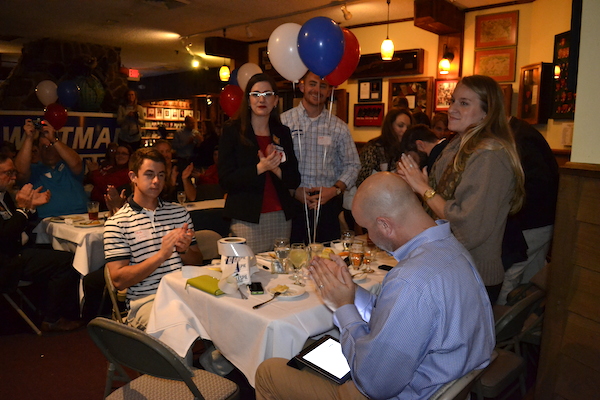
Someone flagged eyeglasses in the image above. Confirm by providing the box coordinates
[0,169,18,177]
[249,91,275,98]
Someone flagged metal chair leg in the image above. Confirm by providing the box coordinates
[2,293,42,335]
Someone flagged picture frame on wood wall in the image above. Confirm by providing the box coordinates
[354,103,384,127]
[475,11,519,49]
[358,79,382,103]
[434,79,459,111]
[388,77,433,117]
[474,48,517,82]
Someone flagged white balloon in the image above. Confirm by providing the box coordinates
[237,63,263,92]
[268,23,308,83]
[35,80,58,106]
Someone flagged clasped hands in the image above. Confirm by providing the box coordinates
[295,186,337,209]
[308,254,356,312]
[257,143,281,175]
[159,222,194,260]
[396,153,429,194]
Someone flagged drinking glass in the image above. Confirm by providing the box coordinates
[273,238,290,274]
[87,201,99,220]
[308,242,324,259]
[177,191,186,205]
[362,246,376,273]
[341,230,355,251]
[349,241,364,270]
[288,243,307,286]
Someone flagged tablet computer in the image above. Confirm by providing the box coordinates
[287,335,351,384]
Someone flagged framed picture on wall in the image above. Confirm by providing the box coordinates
[354,103,384,127]
[358,79,383,102]
[388,77,433,116]
[552,31,576,120]
[499,84,513,116]
[146,107,155,119]
[475,11,519,49]
[474,47,517,82]
[156,107,163,119]
[434,79,458,111]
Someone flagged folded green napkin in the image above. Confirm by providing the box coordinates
[186,275,225,296]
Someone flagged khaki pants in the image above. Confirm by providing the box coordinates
[255,358,368,400]
[126,294,156,330]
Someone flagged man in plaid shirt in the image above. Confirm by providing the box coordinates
[281,71,360,243]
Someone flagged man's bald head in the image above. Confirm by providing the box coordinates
[352,172,435,251]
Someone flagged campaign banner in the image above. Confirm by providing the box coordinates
[1,111,119,163]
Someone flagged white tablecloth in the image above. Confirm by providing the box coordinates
[34,214,105,276]
[184,199,225,212]
[146,254,394,386]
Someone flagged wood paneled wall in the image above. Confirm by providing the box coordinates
[535,162,600,400]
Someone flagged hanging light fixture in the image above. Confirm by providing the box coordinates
[219,28,231,81]
[191,57,200,68]
[381,0,394,60]
[438,45,454,75]
[219,62,231,81]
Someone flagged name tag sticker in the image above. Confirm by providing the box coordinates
[135,230,152,242]
[317,136,332,146]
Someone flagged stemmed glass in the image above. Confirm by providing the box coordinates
[341,230,355,251]
[288,243,307,286]
[362,246,376,273]
[273,238,290,274]
[177,191,186,205]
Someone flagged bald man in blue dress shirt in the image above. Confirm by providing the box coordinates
[255,172,495,400]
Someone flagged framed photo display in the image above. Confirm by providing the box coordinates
[552,31,576,119]
[387,77,433,116]
[475,11,519,49]
[358,79,383,102]
[434,80,459,111]
[474,48,517,82]
[354,103,384,127]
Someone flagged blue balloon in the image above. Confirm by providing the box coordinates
[57,80,80,109]
[298,17,345,78]
[229,68,239,87]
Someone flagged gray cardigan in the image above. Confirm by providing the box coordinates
[431,137,516,286]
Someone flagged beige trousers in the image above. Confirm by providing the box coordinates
[255,358,368,400]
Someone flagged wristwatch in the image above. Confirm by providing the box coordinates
[423,188,436,202]
[334,185,342,196]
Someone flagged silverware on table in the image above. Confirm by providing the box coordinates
[252,292,282,309]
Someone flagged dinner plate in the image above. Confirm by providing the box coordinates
[49,215,85,223]
[73,220,104,228]
[268,286,305,299]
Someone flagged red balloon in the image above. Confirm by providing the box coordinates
[325,28,361,87]
[220,85,244,118]
[44,103,68,130]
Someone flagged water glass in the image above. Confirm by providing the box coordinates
[289,243,307,286]
[273,238,290,273]
[177,191,186,205]
[309,242,324,259]
[342,230,355,251]
[362,247,376,273]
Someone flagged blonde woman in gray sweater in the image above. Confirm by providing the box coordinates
[398,75,525,304]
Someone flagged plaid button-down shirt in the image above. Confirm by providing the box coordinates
[281,102,359,189]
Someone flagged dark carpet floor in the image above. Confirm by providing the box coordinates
[0,288,255,400]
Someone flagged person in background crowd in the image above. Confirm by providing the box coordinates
[172,116,202,169]
[431,112,453,140]
[193,120,220,169]
[356,108,413,188]
[281,71,360,244]
[86,144,132,210]
[14,119,88,218]
[1,154,83,332]
[104,148,202,329]
[412,110,431,126]
[400,124,450,172]
[497,116,559,304]
[255,172,495,400]
[117,89,145,150]
[219,73,300,253]
[94,142,118,169]
[193,146,219,185]
[398,75,525,304]
[153,139,196,202]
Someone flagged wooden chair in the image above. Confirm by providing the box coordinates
[88,317,240,400]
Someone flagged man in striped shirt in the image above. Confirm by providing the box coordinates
[104,148,203,329]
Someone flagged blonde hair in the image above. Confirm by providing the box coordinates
[454,75,525,214]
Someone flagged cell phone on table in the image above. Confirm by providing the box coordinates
[378,264,393,271]
[249,282,264,295]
